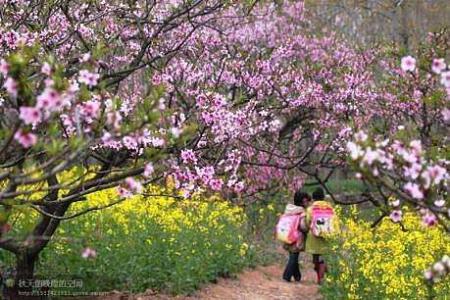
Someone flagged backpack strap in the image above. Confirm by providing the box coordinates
[299,214,308,233]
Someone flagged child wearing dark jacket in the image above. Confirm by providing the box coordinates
[282,191,311,282]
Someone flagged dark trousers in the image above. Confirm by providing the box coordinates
[282,252,301,281]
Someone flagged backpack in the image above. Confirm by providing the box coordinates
[275,214,301,244]
[310,201,336,238]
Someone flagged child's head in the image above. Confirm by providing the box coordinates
[294,190,311,207]
[312,187,325,201]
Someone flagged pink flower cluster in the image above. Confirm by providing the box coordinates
[78,69,100,87]
[117,177,144,198]
[400,55,450,98]
[348,132,449,224]
[170,155,246,198]
[14,130,37,148]
[81,247,97,259]
[424,255,450,283]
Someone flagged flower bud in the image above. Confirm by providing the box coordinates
[423,269,433,281]
[433,262,445,274]
[441,255,450,268]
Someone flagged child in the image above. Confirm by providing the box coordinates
[305,187,336,284]
[282,191,311,282]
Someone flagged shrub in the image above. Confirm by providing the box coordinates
[243,194,287,265]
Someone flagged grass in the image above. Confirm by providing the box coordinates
[303,178,367,196]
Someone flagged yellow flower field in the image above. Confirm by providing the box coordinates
[322,206,450,299]
[1,183,254,294]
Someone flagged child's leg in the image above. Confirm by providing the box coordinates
[283,251,297,281]
[313,254,327,284]
[318,260,327,284]
[292,252,301,281]
[312,254,322,284]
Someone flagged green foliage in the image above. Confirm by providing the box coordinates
[303,179,367,196]
[243,193,289,265]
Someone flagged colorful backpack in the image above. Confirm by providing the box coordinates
[310,201,336,238]
[275,214,301,244]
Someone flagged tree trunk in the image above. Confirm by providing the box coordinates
[3,252,39,300]
[399,1,410,50]
[16,251,36,280]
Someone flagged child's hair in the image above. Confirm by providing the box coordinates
[294,190,311,207]
[312,187,325,201]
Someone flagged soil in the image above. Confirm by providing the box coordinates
[74,262,321,300]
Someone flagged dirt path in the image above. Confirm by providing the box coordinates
[83,263,321,300]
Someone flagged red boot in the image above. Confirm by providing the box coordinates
[317,262,327,285]
[313,262,321,284]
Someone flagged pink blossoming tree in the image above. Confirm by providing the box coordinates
[346,31,450,282]
[0,0,243,293]
[0,0,449,294]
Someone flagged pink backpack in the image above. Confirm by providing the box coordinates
[275,214,301,244]
[310,202,336,237]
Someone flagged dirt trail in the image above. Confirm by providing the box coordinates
[83,263,321,300]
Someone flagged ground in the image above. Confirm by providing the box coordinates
[78,262,321,300]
